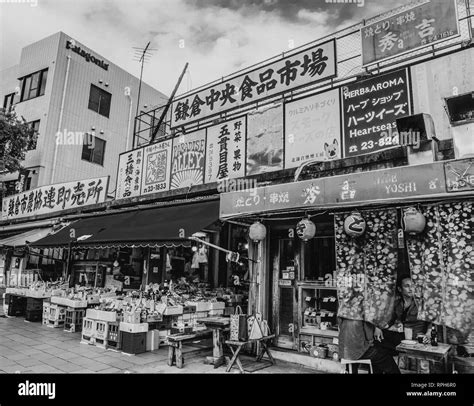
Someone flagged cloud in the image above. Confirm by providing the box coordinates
[0,0,403,97]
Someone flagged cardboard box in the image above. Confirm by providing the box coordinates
[185,301,211,312]
[208,309,224,316]
[163,305,183,316]
[146,330,160,351]
[119,322,149,333]
[209,302,225,310]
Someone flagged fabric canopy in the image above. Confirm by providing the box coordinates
[0,227,55,248]
[32,200,220,248]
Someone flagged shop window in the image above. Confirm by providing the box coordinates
[3,92,16,109]
[88,84,111,118]
[303,237,336,282]
[81,136,105,165]
[19,68,48,102]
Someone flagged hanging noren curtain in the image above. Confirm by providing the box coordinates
[335,209,399,327]
[406,201,473,337]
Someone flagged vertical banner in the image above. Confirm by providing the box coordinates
[170,129,206,189]
[116,148,144,199]
[205,117,246,183]
[361,0,459,66]
[141,139,173,195]
[284,89,341,169]
[342,69,410,158]
[246,103,284,176]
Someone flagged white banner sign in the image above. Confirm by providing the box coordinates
[205,117,246,183]
[1,176,109,220]
[141,140,173,195]
[116,148,144,200]
[171,40,337,127]
[284,89,341,168]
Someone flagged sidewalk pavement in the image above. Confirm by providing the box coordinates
[0,314,322,374]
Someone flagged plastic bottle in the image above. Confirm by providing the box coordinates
[430,325,438,346]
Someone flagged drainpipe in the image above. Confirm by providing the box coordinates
[125,89,133,151]
[51,55,71,184]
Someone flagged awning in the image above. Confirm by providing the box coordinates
[0,227,55,248]
[32,199,220,249]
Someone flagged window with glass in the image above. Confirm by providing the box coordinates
[81,136,106,165]
[19,69,48,102]
[3,92,16,109]
[88,84,111,117]
[27,120,40,150]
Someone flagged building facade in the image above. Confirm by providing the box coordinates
[0,32,167,195]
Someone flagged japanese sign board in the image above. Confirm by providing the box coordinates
[171,40,337,128]
[220,161,447,218]
[170,129,206,189]
[246,103,284,176]
[342,69,411,158]
[444,158,474,193]
[116,148,144,200]
[284,89,341,168]
[205,117,246,183]
[361,0,459,66]
[141,140,173,195]
[1,176,109,221]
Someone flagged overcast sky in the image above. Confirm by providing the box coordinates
[0,0,406,97]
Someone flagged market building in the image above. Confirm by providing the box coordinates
[0,31,167,195]
[1,0,473,373]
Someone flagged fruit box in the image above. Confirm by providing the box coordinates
[119,322,149,333]
[208,302,225,310]
[185,301,211,312]
[163,305,183,315]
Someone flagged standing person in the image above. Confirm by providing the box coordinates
[338,317,401,374]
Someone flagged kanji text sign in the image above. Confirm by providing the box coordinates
[1,177,109,220]
[171,40,336,127]
[361,0,459,66]
[342,69,410,157]
[116,148,144,200]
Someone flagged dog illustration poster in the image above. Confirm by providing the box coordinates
[206,117,246,183]
[141,139,172,195]
[170,129,206,190]
[284,89,341,169]
[246,103,283,176]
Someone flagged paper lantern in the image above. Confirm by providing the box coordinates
[403,207,426,234]
[296,218,316,241]
[249,221,266,242]
[344,212,366,237]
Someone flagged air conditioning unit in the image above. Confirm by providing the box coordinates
[444,92,474,159]
[396,113,439,165]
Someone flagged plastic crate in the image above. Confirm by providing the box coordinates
[64,307,86,332]
[49,304,66,322]
[120,331,146,355]
[7,295,27,317]
[26,297,43,311]
[42,302,51,325]
[94,320,109,348]
[25,309,43,322]
[82,317,95,341]
[106,322,121,351]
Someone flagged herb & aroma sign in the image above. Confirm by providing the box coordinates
[66,40,109,71]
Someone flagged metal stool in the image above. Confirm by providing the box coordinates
[341,358,373,374]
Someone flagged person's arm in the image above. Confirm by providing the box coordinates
[374,326,384,342]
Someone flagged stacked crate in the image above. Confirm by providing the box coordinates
[119,322,148,355]
[64,307,86,333]
[81,318,95,344]
[25,297,44,322]
[42,301,51,325]
[106,322,121,351]
[7,295,27,317]
[94,320,110,348]
[48,304,66,328]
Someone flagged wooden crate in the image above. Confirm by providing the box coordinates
[64,308,86,332]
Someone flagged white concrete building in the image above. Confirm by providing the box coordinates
[0,32,167,195]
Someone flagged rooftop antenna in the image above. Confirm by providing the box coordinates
[132,41,157,120]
